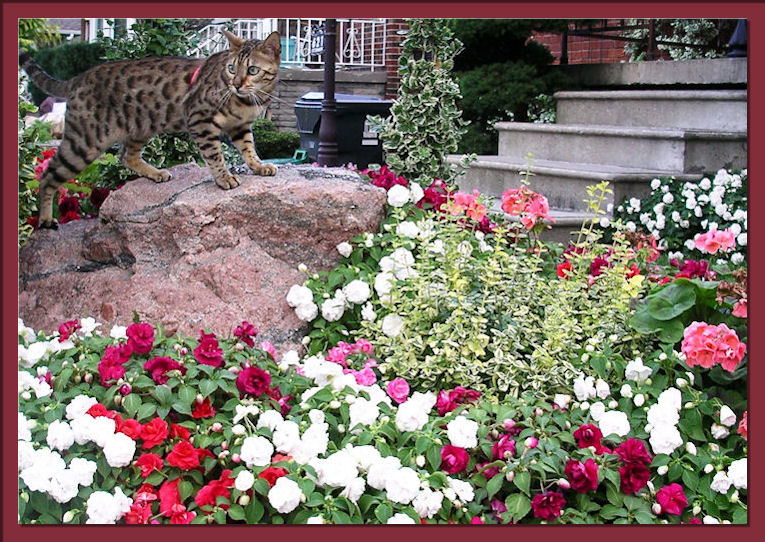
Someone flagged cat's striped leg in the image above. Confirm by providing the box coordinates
[189,126,240,189]
[120,138,172,182]
[230,124,277,176]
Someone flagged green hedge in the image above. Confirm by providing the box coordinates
[252,118,300,159]
[28,41,105,105]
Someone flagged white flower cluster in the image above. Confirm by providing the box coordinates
[710,457,747,494]
[19,439,97,504]
[625,357,653,383]
[395,391,437,432]
[18,369,52,399]
[710,404,738,440]
[446,415,479,448]
[85,487,132,524]
[386,183,424,208]
[286,284,319,322]
[646,388,684,455]
[573,374,610,401]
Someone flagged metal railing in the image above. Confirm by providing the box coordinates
[192,18,387,70]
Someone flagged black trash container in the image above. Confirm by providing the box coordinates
[294,92,393,168]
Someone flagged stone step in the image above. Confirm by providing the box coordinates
[555,89,748,132]
[448,155,698,213]
[495,122,747,173]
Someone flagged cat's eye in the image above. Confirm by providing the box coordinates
[227,64,236,74]
[247,66,261,76]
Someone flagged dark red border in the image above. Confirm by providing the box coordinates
[4,3,763,542]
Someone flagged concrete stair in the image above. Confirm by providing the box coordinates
[451,84,748,244]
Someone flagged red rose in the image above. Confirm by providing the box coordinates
[531,491,566,521]
[144,356,186,385]
[195,470,235,511]
[124,502,153,524]
[619,462,651,494]
[170,423,191,441]
[135,453,164,478]
[166,441,200,470]
[492,435,516,460]
[159,478,182,517]
[58,319,80,341]
[259,466,288,487]
[236,365,271,396]
[169,505,196,524]
[192,397,216,419]
[194,331,224,367]
[140,417,169,449]
[126,322,155,355]
[98,358,126,387]
[117,418,142,440]
[440,445,470,474]
[614,438,652,466]
[233,321,258,348]
[564,458,599,493]
[656,483,688,516]
[196,448,215,465]
[572,424,610,455]
[86,403,111,418]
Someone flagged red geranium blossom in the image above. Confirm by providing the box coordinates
[117,418,142,440]
[170,423,191,441]
[58,319,80,342]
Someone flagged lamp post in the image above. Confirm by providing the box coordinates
[318,18,339,167]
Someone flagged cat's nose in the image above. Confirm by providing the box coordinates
[233,76,244,88]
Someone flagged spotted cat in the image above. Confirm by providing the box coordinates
[20,30,281,229]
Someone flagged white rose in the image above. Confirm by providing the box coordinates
[103,432,136,468]
[286,285,314,308]
[374,271,396,297]
[235,470,256,491]
[295,302,319,322]
[18,440,35,472]
[240,436,274,467]
[336,242,353,258]
[703,516,721,524]
[267,477,303,514]
[387,185,411,207]
[649,424,683,455]
[409,183,424,203]
[306,516,326,524]
[589,402,606,421]
[109,325,127,340]
[719,405,737,427]
[18,412,31,442]
[361,302,376,322]
[70,414,95,445]
[647,404,680,427]
[447,477,475,503]
[396,221,421,239]
[387,513,416,524]
[340,476,366,503]
[90,417,117,448]
[395,400,429,432]
[321,297,346,322]
[348,445,382,472]
[412,488,444,519]
[79,317,101,336]
[381,314,404,337]
[446,416,479,449]
[710,471,732,494]
[367,456,402,490]
[342,280,371,305]
[598,410,631,437]
[385,467,421,504]
[573,375,596,401]
[68,457,97,487]
[727,458,747,490]
[657,388,682,412]
[710,423,730,440]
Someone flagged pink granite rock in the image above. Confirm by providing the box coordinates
[19,163,386,353]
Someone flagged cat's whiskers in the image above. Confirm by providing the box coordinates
[253,88,290,106]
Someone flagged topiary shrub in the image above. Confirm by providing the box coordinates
[27,42,105,105]
[251,118,300,159]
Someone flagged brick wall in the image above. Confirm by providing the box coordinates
[383,18,408,98]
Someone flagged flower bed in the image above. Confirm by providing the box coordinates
[18,167,747,525]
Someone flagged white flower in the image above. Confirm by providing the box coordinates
[447,416,479,448]
[233,404,260,424]
[710,471,732,494]
[625,358,652,383]
[390,247,417,280]
[385,467,421,504]
[650,179,661,190]
[647,404,680,427]
[109,325,127,340]
[662,193,674,204]
[85,487,132,524]
[703,516,720,524]
[278,350,300,371]
[686,442,697,455]
[553,394,572,410]
[727,458,747,490]
[103,432,136,468]
[349,398,380,430]
[737,233,747,246]
[396,221,421,239]
[18,412,31,442]
[428,239,445,255]
[273,420,301,454]
[626,221,636,232]
[447,477,475,503]
[719,405,736,427]
[19,341,49,368]
[89,417,116,448]
[361,302,376,322]
[295,302,319,321]
[235,470,255,491]
[731,253,744,265]
[336,242,353,258]
[599,217,611,228]
[620,384,633,398]
[573,375,596,401]
[306,516,326,524]
[367,456,402,490]
[343,280,371,304]
[321,297,346,322]
[633,394,645,407]
[595,379,610,399]
[267,477,303,514]
[629,197,642,211]
[387,513,416,524]
[589,402,606,421]
[382,314,404,337]
[240,436,274,467]
[286,285,314,308]
[413,488,444,518]
[231,424,246,436]
[18,319,36,343]
[68,457,97,486]
[649,424,683,455]
[395,391,436,432]
[598,410,631,437]
[47,470,79,504]
[348,445,382,472]
[387,184,411,207]
[374,271,396,298]
[18,440,35,472]
[340,477,366,503]
[45,420,74,452]
[79,317,101,337]
[66,395,98,421]
[70,414,95,445]
[710,423,730,440]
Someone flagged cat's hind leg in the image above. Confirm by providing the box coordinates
[229,124,277,176]
[120,138,172,182]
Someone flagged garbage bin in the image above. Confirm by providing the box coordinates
[294,92,393,168]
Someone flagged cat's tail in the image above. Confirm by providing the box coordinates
[19,49,70,99]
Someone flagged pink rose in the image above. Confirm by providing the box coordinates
[492,435,516,460]
[564,459,599,493]
[126,323,155,355]
[386,378,410,404]
[353,368,376,386]
[656,483,688,516]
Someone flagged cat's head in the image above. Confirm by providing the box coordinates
[222,30,281,103]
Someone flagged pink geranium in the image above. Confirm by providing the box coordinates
[694,229,736,254]
[732,299,747,318]
[449,189,487,222]
[656,483,688,516]
[681,321,746,372]
[500,186,555,229]
[386,378,410,404]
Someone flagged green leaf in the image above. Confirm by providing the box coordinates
[244,498,264,524]
[634,510,655,524]
[122,393,142,417]
[145,472,164,486]
[513,470,530,496]
[504,493,531,522]
[178,386,197,405]
[172,401,192,416]
[629,310,664,335]
[681,468,699,492]
[599,504,627,519]
[606,482,623,507]
[178,480,193,502]
[332,510,352,524]
[54,366,73,393]
[656,318,685,344]
[645,283,696,321]
[415,436,430,454]
[199,379,218,398]
[486,472,504,499]
[153,385,172,405]
[426,444,442,470]
[213,509,227,524]
[228,504,246,521]
[253,478,271,496]
[375,503,392,523]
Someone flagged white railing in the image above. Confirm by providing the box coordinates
[192,18,387,70]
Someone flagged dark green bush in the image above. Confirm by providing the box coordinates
[28,42,105,105]
[251,118,300,159]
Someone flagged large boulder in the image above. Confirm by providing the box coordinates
[19,163,386,352]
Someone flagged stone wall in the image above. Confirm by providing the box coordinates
[269,68,388,132]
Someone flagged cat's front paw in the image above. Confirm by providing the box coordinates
[149,169,172,183]
[252,163,277,176]
[215,174,241,190]
[39,218,59,230]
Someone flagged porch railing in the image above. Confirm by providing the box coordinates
[191,18,387,70]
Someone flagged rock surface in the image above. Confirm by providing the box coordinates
[19,163,386,352]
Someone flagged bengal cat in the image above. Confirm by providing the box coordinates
[19,29,281,229]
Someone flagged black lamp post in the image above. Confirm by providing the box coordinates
[728,19,747,58]
[318,18,339,166]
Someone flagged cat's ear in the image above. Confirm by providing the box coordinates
[262,31,282,59]
[222,29,244,50]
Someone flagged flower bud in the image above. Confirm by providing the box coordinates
[524,437,538,449]
[652,503,662,515]
[558,478,571,490]
[565,421,571,430]
[20,492,29,503]
[620,384,633,398]
[416,455,425,468]
[113,395,122,406]
[580,402,590,411]
[302,336,311,345]
[684,402,694,409]
[585,344,595,352]
[490,429,499,439]
[220,440,228,450]
[298,263,308,273]
[505,470,515,482]
[685,442,697,456]
[21,391,31,401]
[312,273,319,280]
[74,374,82,384]
[693,504,702,516]
[645,378,652,386]
[329,400,341,409]
[730,490,739,503]
[232,454,241,463]
[381,415,390,423]
[608,400,618,409]
[675,378,688,388]
[581,354,590,363]
[63,510,76,523]
[234,343,245,351]
[212,422,223,432]
[238,494,250,506]
[633,394,645,407]
[84,373,93,384]
[646,480,655,494]
[231,424,246,436]
[657,465,669,476]
[708,443,720,453]
[704,464,714,474]
[337,424,345,433]
[179,348,188,356]
[503,419,516,431]
[658,352,667,361]
[229,366,240,374]
[534,408,544,417]
[119,383,132,396]
[218,450,230,459]
[722,520,732,525]
[530,459,537,465]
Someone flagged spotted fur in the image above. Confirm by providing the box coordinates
[20,30,281,228]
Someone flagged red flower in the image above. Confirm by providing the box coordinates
[738,411,747,440]
[614,438,652,466]
[89,187,111,209]
[236,365,271,396]
[140,417,169,449]
[195,469,235,511]
[196,448,215,464]
[58,319,80,341]
[86,403,112,418]
[656,483,688,516]
[194,331,224,367]
[531,491,566,521]
[564,459,599,493]
[233,321,258,348]
[126,322,155,355]
[159,478,182,517]
[135,453,164,478]
[556,261,573,278]
[117,418,142,440]
[166,440,200,470]
[573,424,610,455]
[98,358,126,387]
[143,356,186,385]
[619,462,651,494]
[170,423,191,441]
[169,505,196,524]
[590,256,611,277]
[259,466,289,487]
[124,502,153,524]
[435,386,481,416]
[192,396,216,419]
[58,195,80,216]
[440,445,470,474]
[492,435,516,460]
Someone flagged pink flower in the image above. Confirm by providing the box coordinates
[236,365,271,396]
[194,331,224,367]
[352,367,376,386]
[738,411,747,440]
[694,229,736,254]
[500,186,555,229]
[492,435,516,460]
[440,445,470,474]
[564,459,599,493]
[259,340,276,359]
[386,378,410,404]
[656,483,688,516]
[126,323,155,355]
[470,516,484,524]
[524,436,538,449]
[355,339,374,354]
[681,321,746,372]
[98,344,131,386]
[233,321,258,347]
[732,299,747,318]
[521,193,554,229]
[450,189,486,222]
[531,491,566,521]
[58,319,80,342]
